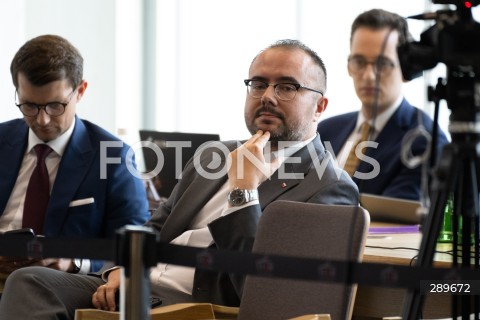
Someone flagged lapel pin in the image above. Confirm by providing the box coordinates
[281,182,287,188]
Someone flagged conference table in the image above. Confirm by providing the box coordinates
[352,222,469,319]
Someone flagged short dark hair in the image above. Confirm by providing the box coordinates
[253,39,327,92]
[350,9,412,46]
[11,34,83,89]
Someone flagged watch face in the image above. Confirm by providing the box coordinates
[229,189,246,206]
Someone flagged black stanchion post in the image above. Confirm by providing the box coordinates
[116,225,158,320]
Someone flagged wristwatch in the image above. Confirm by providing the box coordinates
[71,258,82,273]
[228,187,259,206]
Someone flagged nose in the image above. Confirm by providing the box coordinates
[362,62,377,80]
[35,108,51,125]
[260,85,277,106]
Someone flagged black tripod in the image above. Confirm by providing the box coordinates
[402,97,480,319]
[395,2,480,317]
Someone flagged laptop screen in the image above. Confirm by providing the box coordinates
[139,130,220,198]
[360,193,422,224]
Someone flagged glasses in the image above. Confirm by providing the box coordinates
[244,79,323,101]
[15,89,76,117]
[347,56,396,76]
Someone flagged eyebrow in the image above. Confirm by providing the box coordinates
[250,76,300,84]
[18,98,66,104]
[350,54,393,61]
[17,91,71,104]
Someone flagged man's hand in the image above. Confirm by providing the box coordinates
[228,130,279,190]
[92,268,121,311]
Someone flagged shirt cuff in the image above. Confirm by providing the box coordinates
[78,259,91,274]
[101,266,121,282]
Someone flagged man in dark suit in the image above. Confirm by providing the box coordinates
[0,35,150,278]
[318,9,448,201]
[0,39,358,319]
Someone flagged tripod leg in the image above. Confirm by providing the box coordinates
[402,143,459,319]
[403,140,480,319]
[456,155,479,319]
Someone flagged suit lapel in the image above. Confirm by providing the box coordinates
[44,118,94,234]
[331,116,357,154]
[258,172,298,209]
[356,99,412,175]
[259,136,322,208]
[0,121,28,212]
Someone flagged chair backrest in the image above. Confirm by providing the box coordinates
[237,200,370,320]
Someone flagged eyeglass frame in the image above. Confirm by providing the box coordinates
[347,55,396,76]
[244,79,324,101]
[15,89,77,117]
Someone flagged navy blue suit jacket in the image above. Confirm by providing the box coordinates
[317,98,449,200]
[0,117,150,271]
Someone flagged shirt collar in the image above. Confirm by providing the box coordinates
[355,95,403,134]
[27,117,76,156]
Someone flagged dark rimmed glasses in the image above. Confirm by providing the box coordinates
[244,79,324,101]
[347,55,396,76]
[15,89,76,117]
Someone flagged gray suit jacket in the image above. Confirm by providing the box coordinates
[146,135,359,306]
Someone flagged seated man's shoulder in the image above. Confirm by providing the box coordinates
[196,140,236,156]
[0,120,28,147]
[321,112,357,124]
[0,118,26,131]
[404,106,449,141]
[77,118,121,142]
[318,112,357,129]
[191,140,232,164]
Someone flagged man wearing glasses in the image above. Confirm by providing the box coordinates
[0,35,149,281]
[0,39,358,318]
[318,9,448,201]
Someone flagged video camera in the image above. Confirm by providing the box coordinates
[397,0,480,124]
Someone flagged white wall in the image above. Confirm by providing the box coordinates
[2,0,477,142]
[0,1,25,123]
[0,0,143,141]
[152,0,434,140]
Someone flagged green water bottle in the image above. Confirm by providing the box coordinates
[457,209,474,245]
[438,194,453,243]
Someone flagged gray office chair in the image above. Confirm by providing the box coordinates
[237,200,370,320]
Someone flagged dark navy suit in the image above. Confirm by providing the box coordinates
[0,116,150,271]
[318,98,449,200]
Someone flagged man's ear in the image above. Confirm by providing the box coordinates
[317,97,328,114]
[75,80,88,102]
[313,97,328,123]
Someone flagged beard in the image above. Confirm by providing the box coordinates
[245,105,310,147]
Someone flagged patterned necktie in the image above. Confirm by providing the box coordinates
[23,144,53,234]
[344,122,371,176]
